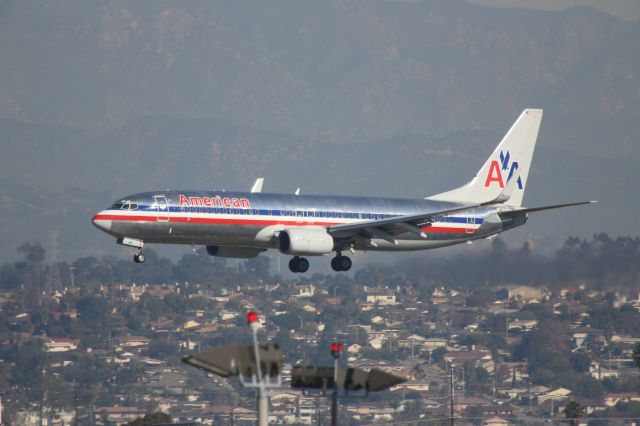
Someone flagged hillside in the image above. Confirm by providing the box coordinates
[0,1,637,261]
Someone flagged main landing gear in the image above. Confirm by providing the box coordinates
[289,256,309,273]
[133,249,145,264]
[288,252,352,273]
[331,253,352,272]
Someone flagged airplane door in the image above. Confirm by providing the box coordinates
[154,195,170,222]
[308,209,316,225]
[465,210,475,234]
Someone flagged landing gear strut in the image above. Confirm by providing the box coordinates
[133,249,145,264]
[289,256,309,273]
[331,253,352,272]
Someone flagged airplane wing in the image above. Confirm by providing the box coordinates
[327,194,509,244]
[327,172,522,244]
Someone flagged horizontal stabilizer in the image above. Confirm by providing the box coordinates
[500,200,597,216]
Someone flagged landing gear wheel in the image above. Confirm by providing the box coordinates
[296,257,309,273]
[331,255,352,272]
[289,256,310,273]
[133,251,145,264]
[288,258,298,273]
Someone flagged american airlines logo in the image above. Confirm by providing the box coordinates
[484,150,523,189]
[179,194,251,208]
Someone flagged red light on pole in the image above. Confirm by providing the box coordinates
[247,311,259,325]
[330,342,343,358]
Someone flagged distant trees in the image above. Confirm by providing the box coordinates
[391,233,640,293]
[431,346,447,363]
[564,401,583,425]
[17,242,45,262]
[633,343,640,370]
[513,319,570,383]
[123,411,172,426]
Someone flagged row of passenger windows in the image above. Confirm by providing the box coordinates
[174,206,394,219]
[112,204,471,222]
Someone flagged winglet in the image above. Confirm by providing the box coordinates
[250,178,264,193]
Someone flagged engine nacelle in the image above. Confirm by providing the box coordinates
[205,246,264,259]
[278,227,335,256]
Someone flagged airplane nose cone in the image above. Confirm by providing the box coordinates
[92,213,112,232]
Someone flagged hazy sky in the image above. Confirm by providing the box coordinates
[465,0,640,20]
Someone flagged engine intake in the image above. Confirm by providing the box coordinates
[278,227,334,256]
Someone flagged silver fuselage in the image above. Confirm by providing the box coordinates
[92,190,526,253]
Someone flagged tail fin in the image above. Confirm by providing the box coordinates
[428,108,543,207]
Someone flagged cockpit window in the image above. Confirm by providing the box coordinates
[111,201,138,210]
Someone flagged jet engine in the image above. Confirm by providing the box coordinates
[278,228,335,256]
[205,246,264,258]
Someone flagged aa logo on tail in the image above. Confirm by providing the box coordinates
[484,150,523,189]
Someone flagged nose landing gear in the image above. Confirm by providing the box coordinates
[331,253,352,272]
[288,256,310,273]
[133,249,145,264]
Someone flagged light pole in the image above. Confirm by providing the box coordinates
[247,311,269,426]
[182,313,283,426]
[330,342,344,426]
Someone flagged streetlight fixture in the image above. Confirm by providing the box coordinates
[183,311,282,426]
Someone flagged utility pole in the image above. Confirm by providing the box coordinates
[74,389,79,426]
[450,366,455,426]
[411,336,415,360]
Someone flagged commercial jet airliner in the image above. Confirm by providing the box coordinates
[92,109,594,273]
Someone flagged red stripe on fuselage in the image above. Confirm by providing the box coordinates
[92,214,476,234]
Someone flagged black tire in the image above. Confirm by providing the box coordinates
[289,258,299,273]
[297,257,309,273]
[339,256,352,271]
[331,257,340,271]
[331,256,351,272]
[137,253,145,263]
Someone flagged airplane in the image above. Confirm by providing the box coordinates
[92,109,594,273]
